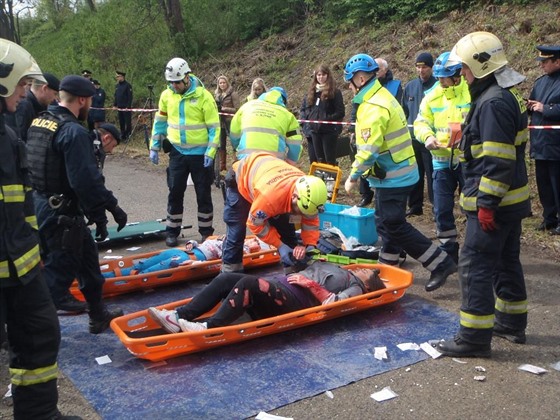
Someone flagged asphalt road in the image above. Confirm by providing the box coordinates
[2,153,559,419]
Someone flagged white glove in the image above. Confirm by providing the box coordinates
[425,136,441,151]
[345,176,356,193]
[149,150,159,165]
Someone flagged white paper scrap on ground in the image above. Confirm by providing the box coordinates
[473,375,486,381]
[452,358,468,364]
[550,361,560,371]
[325,390,334,399]
[127,246,141,251]
[103,256,123,260]
[374,346,388,360]
[370,386,398,402]
[397,342,420,351]
[474,366,486,372]
[95,355,112,365]
[4,383,12,398]
[518,364,548,375]
[420,342,442,359]
[255,412,293,420]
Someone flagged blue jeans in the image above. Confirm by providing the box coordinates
[433,166,464,242]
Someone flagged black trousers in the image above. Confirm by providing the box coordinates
[408,140,434,212]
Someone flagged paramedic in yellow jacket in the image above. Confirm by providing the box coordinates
[229,87,303,164]
[149,57,221,247]
[343,53,457,293]
[221,152,327,273]
[414,51,471,264]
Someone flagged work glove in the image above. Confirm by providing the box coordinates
[425,135,441,151]
[278,244,295,266]
[344,176,357,194]
[109,205,128,232]
[149,150,159,165]
[478,207,497,232]
[204,155,214,168]
[95,222,108,241]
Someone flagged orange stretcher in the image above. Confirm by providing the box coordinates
[110,263,413,361]
[70,236,280,300]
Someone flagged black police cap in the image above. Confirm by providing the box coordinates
[536,45,560,61]
[42,73,60,91]
[59,75,96,97]
[99,123,121,144]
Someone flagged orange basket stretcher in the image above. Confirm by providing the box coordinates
[70,236,280,300]
[110,263,413,361]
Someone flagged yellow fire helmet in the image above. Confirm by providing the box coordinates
[295,175,328,216]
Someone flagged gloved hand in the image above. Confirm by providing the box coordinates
[109,205,128,232]
[344,176,357,194]
[204,155,214,168]
[278,244,294,266]
[478,207,497,232]
[149,150,159,165]
[425,135,441,151]
[95,222,108,241]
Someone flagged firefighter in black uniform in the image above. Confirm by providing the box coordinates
[27,75,127,332]
[437,32,531,358]
[0,39,81,420]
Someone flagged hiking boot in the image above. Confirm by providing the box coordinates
[358,193,373,207]
[165,234,178,247]
[493,324,526,344]
[178,319,208,332]
[437,336,491,358]
[148,307,181,334]
[88,306,124,334]
[425,255,457,292]
[55,294,87,314]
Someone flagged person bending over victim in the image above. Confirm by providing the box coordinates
[103,237,269,278]
[148,261,385,333]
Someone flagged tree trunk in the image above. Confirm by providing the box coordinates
[0,0,17,42]
[158,0,184,34]
[85,0,96,12]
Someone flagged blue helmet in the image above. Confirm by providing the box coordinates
[433,52,462,78]
[269,86,288,105]
[344,54,379,82]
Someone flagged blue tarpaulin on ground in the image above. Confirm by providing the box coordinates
[58,271,458,419]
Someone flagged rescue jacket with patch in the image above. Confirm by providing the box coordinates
[230,89,303,164]
[233,152,319,248]
[414,78,471,170]
[351,78,418,188]
[150,74,220,159]
[0,115,41,287]
[459,77,531,219]
[528,69,560,160]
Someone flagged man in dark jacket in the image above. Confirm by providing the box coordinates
[113,70,133,140]
[528,45,560,235]
[27,75,127,332]
[88,79,106,130]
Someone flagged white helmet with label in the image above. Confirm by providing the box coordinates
[448,31,507,79]
[0,39,45,97]
[164,57,191,82]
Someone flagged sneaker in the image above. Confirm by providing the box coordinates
[178,319,208,332]
[88,307,124,334]
[55,294,87,314]
[493,324,526,344]
[165,235,178,247]
[147,307,181,334]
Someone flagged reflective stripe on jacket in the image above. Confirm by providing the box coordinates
[414,78,471,170]
[150,75,220,158]
[233,152,319,247]
[230,90,302,164]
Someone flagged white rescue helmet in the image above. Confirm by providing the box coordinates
[448,31,508,79]
[0,39,45,97]
[165,57,191,82]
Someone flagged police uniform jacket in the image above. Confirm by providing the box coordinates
[4,90,45,142]
[351,77,418,189]
[528,69,560,160]
[113,80,132,108]
[26,105,118,226]
[230,89,302,163]
[0,114,41,287]
[150,74,220,159]
[414,78,471,170]
[233,152,319,248]
[459,76,531,220]
[90,87,106,123]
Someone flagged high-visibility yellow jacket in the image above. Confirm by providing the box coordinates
[414,78,471,171]
[230,90,302,164]
[352,78,418,188]
[233,153,319,248]
[150,75,220,158]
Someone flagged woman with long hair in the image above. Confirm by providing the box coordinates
[214,75,239,171]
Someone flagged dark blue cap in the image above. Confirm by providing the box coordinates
[42,73,60,91]
[416,52,434,67]
[99,123,121,144]
[59,75,96,97]
[536,45,560,61]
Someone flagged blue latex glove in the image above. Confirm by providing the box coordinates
[278,244,294,266]
[204,155,214,168]
[149,150,159,165]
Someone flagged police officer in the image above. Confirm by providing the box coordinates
[27,75,126,333]
[528,45,560,235]
[343,53,457,292]
[437,32,531,357]
[221,152,327,273]
[113,70,133,140]
[92,122,121,173]
[230,86,302,164]
[0,39,80,420]
[149,57,220,247]
[414,51,471,266]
